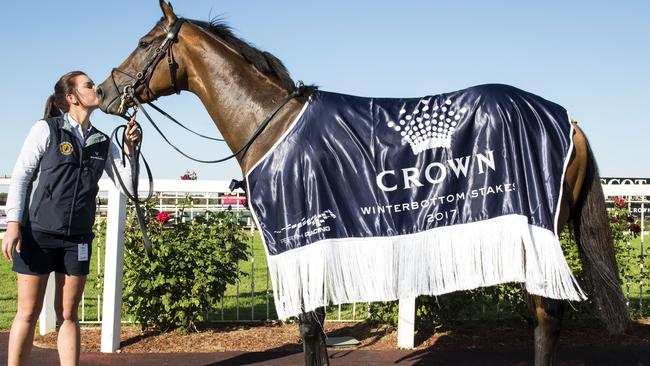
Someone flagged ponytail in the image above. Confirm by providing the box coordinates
[43,94,63,118]
[43,70,87,119]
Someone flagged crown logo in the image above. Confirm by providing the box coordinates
[386,98,467,155]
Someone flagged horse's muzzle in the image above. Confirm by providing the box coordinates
[96,83,123,116]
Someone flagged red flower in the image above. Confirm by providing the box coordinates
[156,211,170,224]
[613,196,626,208]
[630,223,642,235]
[627,215,636,223]
[180,174,190,180]
[611,216,620,223]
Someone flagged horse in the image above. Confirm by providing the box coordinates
[96,1,627,365]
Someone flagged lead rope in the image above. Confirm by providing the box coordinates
[108,113,155,258]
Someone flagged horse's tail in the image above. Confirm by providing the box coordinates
[572,141,628,334]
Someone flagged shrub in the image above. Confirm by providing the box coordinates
[122,198,249,332]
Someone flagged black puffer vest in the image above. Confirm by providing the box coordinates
[28,115,110,236]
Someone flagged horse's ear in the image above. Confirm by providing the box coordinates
[159,0,177,23]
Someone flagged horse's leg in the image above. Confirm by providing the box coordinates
[298,307,329,366]
[526,294,565,366]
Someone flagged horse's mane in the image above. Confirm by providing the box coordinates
[187,18,295,92]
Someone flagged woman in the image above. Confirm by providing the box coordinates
[1,71,140,366]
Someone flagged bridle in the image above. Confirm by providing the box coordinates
[107,16,306,162]
[106,18,186,114]
[103,17,306,258]
[103,19,186,260]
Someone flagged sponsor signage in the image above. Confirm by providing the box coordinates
[601,177,650,218]
[221,195,247,206]
[601,177,649,185]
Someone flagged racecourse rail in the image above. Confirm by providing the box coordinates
[0,178,648,351]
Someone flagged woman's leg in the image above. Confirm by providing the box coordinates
[8,273,50,366]
[54,272,86,366]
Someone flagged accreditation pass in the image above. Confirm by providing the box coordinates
[78,243,89,261]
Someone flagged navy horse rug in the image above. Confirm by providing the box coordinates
[246,84,586,319]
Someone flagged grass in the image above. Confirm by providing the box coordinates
[0,232,647,331]
[620,235,650,316]
[214,232,276,321]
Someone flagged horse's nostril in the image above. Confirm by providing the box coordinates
[96,86,104,98]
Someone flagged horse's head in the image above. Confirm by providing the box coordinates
[97,0,186,115]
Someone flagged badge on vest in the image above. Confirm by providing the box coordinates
[60,142,74,155]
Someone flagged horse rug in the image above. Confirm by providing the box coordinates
[246,84,585,319]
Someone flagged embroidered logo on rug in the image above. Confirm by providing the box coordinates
[59,142,74,155]
[387,98,468,154]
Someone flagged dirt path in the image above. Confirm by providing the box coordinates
[3,319,648,365]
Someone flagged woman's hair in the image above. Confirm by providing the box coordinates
[43,70,87,119]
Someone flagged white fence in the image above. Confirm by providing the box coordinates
[0,178,648,350]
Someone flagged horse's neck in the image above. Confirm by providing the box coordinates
[183,28,304,174]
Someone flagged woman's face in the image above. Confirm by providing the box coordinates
[72,74,99,109]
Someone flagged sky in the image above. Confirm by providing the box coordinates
[1,1,649,181]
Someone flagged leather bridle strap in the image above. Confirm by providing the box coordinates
[167,40,179,94]
[103,19,186,114]
[146,101,224,141]
[149,19,185,95]
[108,119,155,258]
[137,19,185,94]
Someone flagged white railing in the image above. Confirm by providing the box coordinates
[100,181,650,351]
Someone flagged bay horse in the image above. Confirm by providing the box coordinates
[97,1,627,365]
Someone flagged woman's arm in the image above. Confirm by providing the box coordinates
[2,121,49,260]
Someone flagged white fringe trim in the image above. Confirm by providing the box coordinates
[267,214,586,320]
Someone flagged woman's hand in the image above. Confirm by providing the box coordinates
[123,116,142,156]
[2,222,21,261]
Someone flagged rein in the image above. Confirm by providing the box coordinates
[108,114,155,258]
[132,83,305,163]
[105,17,306,258]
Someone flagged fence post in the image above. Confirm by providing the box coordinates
[397,296,416,349]
[100,186,127,353]
[38,273,56,335]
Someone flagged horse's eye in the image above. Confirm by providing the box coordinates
[138,40,150,48]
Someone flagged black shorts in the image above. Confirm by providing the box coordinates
[12,228,94,276]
